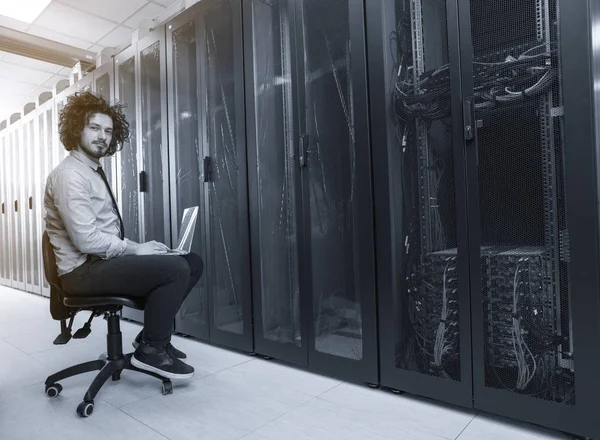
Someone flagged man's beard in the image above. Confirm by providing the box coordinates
[85,141,108,159]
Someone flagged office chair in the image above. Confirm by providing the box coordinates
[42,231,173,417]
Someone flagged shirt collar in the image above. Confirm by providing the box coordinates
[70,149,101,170]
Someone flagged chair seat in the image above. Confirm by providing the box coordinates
[63,295,146,310]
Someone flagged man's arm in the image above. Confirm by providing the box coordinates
[53,169,126,258]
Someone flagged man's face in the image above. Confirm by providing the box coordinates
[76,113,113,161]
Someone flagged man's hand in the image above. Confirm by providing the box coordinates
[136,241,170,255]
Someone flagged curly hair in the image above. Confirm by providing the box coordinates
[58,91,130,156]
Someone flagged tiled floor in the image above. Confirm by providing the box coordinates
[0,286,574,440]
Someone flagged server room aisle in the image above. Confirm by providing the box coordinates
[0,286,571,440]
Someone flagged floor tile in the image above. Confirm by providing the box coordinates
[0,383,169,440]
[240,397,452,440]
[456,413,573,440]
[227,357,342,397]
[120,368,315,440]
[317,382,476,440]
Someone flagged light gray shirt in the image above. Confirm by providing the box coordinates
[44,150,127,276]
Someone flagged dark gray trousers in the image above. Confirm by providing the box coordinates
[60,253,203,348]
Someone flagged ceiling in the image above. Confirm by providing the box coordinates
[0,0,180,123]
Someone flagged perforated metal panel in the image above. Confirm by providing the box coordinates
[470,0,575,404]
[386,0,461,381]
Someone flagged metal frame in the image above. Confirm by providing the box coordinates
[367,0,474,407]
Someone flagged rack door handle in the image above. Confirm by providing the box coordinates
[14,200,18,212]
[1,202,4,214]
[139,171,147,192]
[29,196,33,210]
[463,97,475,141]
[203,157,212,182]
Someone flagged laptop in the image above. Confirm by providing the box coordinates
[164,206,199,255]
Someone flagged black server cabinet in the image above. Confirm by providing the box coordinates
[371,0,600,437]
[167,0,253,351]
[115,45,143,323]
[244,0,378,383]
[367,0,473,407]
[460,0,600,438]
[117,29,171,325]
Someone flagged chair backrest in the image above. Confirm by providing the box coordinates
[42,231,71,320]
[42,231,61,291]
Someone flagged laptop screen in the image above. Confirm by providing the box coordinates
[176,206,199,252]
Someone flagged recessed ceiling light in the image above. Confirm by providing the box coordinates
[0,0,52,24]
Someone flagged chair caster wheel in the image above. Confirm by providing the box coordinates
[162,380,173,395]
[112,371,121,381]
[45,383,63,398]
[77,400,94,417]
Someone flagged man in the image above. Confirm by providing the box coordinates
[44,91,202,380]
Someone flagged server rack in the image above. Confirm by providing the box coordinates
[114,43,144,324]
[367,0,473,407]
[37,94,55,298]
[167,0,253,351]
[0,121,9,287]
[371,0,600,437]
[21,103,41,296]
[461,0,600,438]
[119,28,172,325]
[7,113,25,291]
[244,0,378,383]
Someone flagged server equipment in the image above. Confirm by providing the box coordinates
[369,0,600,437]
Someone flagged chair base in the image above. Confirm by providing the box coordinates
[44,311,172,417]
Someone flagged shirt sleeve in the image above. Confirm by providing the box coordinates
[52,169,127,259]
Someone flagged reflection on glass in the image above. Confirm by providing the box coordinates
[140,42,165,243]
[172,21,207,325]
[96,72,114,191]
[252,0,301,346]
[302,0,364,360]
[204,0,243,334]
[118,57,139,242]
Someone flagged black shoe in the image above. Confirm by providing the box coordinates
[131,341,194,380]
[133,331,187,360]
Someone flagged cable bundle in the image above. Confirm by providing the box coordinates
[393,42,559,121]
